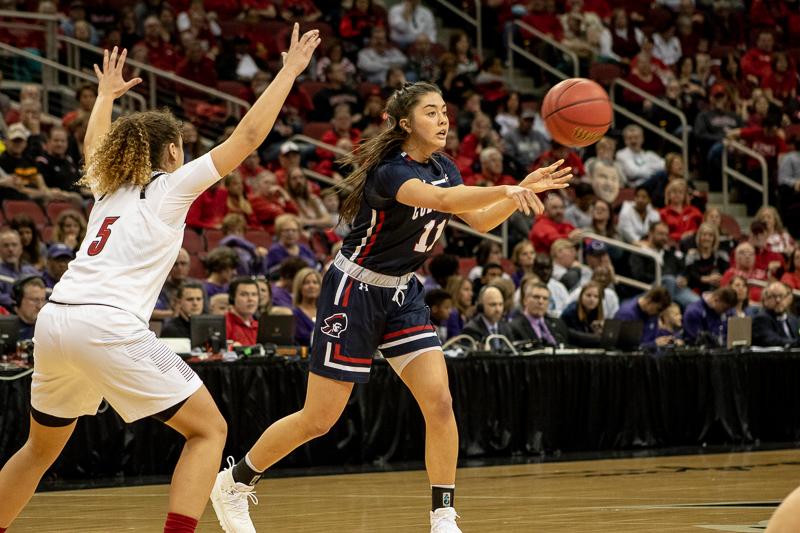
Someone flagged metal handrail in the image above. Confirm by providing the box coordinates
[610,78,690,179]
[581,231,662,289]
[722,139,769,211]
[0,42,146,113]
[290,134,349,157]
[428,0,483,60]
[57,35,251,116]
[507,19,579,87]
[302,167,340,188]
[0,10,60,22]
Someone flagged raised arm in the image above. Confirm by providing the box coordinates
[85,47,142,162]
[210,24,320,177]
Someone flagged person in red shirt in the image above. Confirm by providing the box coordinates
[457,112,494,170]
[529,192,580,254]
[762,52,798,105]
[720,242,770,303]
[741,30,774,86]
[659,178,703,243]
[531,142,585,178]
[781,248,800,291]
[175,39,218,99]
[624,52,665,112]
[314,104,361,177]
[464,147,517,187]
[132,16,178,73]
[745,220,786,273]
[248,170,299,232]
[187,180,227,230]
[520,0,563,42]
[731,113,789,180]
[339,0,386,47]
[224,277,260,345]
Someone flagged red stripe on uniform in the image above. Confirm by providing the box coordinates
[382,324,434,340]
[333,343,372,364]
[357,210,385,265]
[341,280,353,307]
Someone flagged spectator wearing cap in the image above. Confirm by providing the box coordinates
[388,0,437,48]
[614,287,672,346]
[41,243,75,289]
[357,26,407,84]
[615,124,665,187]
[274,141,311,189]
[14,276,47,341]
[311,62,362,122]
[529,193,581,254]
[618,186,661,244]
[0,123,48,201]
[683,287,738,346]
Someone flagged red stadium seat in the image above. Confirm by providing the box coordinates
[458,257,476,277]
[720,214,742,241]
[182,229,206,254]
[189,254,206,279]
[205,228,224,250]
[589,62,623,87]
[3,200,47,227]
[217,80,250,101]
[245,229,272,248]
[302,121,331,140]
[46,201,80,224]
[301,81,330,101]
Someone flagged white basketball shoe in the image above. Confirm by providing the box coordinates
[430,507,462,532]
[210,457,259,533]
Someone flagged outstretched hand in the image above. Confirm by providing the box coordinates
[281,23,322,77]
[93,47,141,99]
[520,159,573,195]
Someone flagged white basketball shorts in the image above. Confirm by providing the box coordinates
[31,303,202,423]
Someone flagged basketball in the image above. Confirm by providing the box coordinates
[541,78,612,148]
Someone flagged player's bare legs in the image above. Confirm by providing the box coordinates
[164,385,227,519]
[0,416,76,528]
[766,486,800,532]
[398,350,458,486]
[248,373,354,470]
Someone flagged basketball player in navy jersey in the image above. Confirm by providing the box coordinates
[211,82,572,533]
[0,26,320,533]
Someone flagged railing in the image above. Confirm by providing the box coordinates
[507,19,578,87]
[0,42,146,114]
[581,231,661,291]
[290,134,349,157]
[57,36,251,118]
[610,78,689,179]
[429,0,483,60]
[722,139,769,211]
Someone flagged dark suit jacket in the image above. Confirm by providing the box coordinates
[752,310,800,347]
[510,314,570,347]
[462,314,515,346]
[162,315,191,338]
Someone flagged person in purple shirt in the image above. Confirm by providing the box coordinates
[291,267,321,346]
[265,213,318,275]
[614,287,672,346]
[0,229,41,310]
[203,246,240,299]
[40,243,75,290]
[682,286,738,346]
[271,257,308,308]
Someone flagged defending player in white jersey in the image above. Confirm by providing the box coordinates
[0,25,320,533]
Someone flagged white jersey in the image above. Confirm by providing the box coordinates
[51,153,220,323]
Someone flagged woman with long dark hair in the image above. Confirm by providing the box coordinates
[0,26,320,533]
[214,81,572,532]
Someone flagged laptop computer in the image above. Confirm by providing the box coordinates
[601,319,644,351]
[257,313,296,346]
[727,316,752,349]
[0,316,19,356]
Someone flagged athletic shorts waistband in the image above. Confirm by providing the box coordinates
[333,253,415,288]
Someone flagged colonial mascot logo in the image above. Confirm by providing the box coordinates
[321,313,348,338]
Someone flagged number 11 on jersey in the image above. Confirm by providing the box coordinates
[413,219,447,253]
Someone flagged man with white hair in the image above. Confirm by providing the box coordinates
[615,124,665,187]
[467,147,517,187]
[388,0,437,48]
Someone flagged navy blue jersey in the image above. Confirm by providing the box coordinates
[340,151,463,276]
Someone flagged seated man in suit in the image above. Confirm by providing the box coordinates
[753,281,799,347]
[161,281,206,338]
[462,286,514,350]
[511,282,569,347]
[683,286,738,346]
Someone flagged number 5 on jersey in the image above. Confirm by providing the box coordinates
[87,216,120,256]
[413,219,447,253]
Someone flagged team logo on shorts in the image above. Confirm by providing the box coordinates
[321,312,348,338]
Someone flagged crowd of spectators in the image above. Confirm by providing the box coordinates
[1,0,800,352]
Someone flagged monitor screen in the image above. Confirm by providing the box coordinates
[0,316,20,356]
[190,314,226,352]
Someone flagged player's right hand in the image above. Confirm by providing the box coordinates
[93,46,141,99]
[281,23,321,77]
[505,185,544,216]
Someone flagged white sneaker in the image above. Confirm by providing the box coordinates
[210,457,259,533]
[430,507,462,532]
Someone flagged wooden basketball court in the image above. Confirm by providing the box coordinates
[13,448,799,532]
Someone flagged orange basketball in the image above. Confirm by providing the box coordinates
[541,78,612,148]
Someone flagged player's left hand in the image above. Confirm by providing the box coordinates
[521,159,573,195]
[93,46,142,99]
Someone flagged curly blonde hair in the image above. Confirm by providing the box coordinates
[80,109,182,196]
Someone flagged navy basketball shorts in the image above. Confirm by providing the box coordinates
[309,259,443,383]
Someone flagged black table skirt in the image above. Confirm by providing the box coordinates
[2,352,800,479]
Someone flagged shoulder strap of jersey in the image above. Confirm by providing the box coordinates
[140,171,166,199]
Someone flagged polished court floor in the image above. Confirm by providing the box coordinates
[13,448,800,532]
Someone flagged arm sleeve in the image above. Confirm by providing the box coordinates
[371,162,421,201]
[146,153,222,228]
